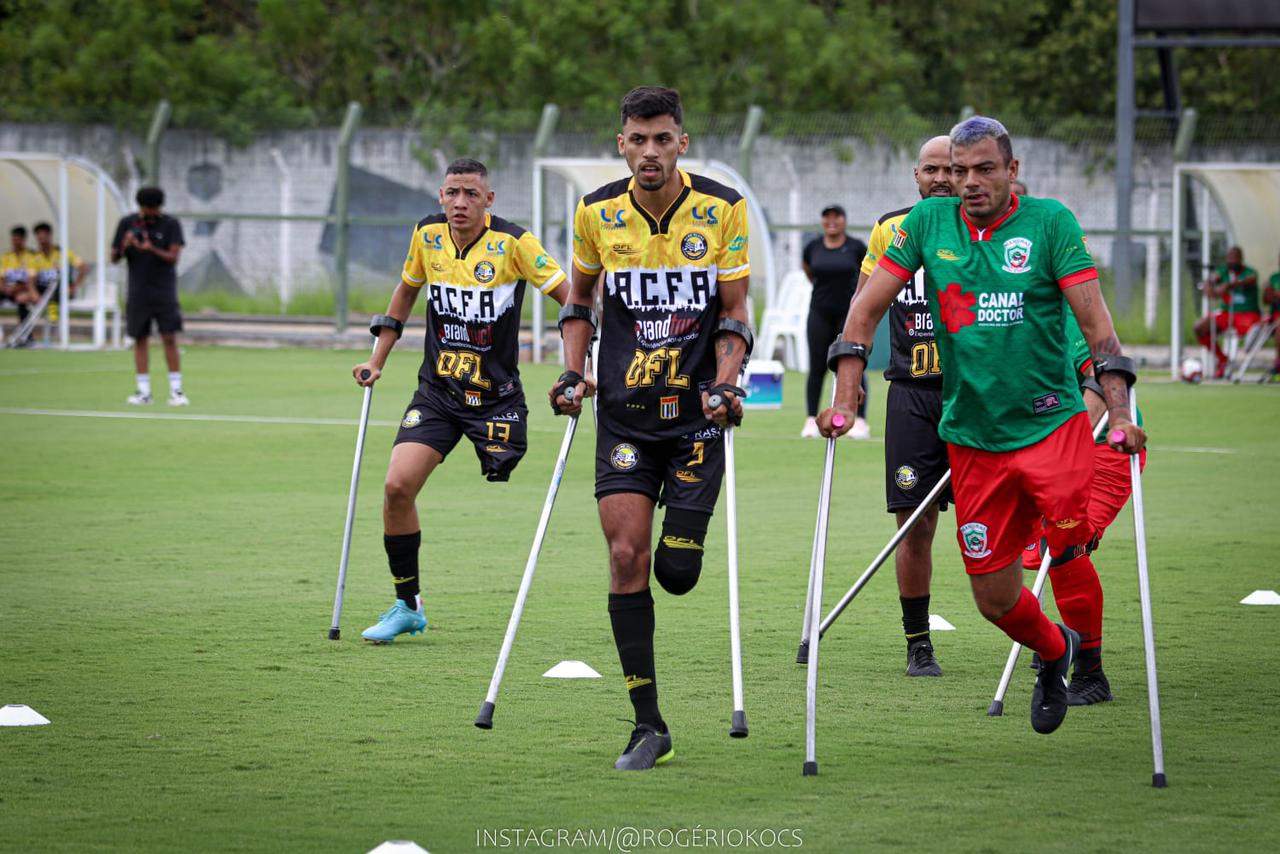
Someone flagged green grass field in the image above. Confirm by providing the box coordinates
[1,347,1277,853]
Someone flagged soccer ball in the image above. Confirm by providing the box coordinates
[1180,356,1203,384]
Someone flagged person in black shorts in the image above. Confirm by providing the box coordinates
[553,87,752,770]
[111,186,187,405]
[801,204,869,438]
[351,158,568,644]
[853,135,954,676]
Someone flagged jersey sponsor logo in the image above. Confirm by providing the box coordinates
[401,409,422,428]
[612,243,639,256]
[485,239,506,255]
[976,291,1025,325]
[634,314,701,344]
[692,204,719,225]
[607,267,715,312]
[936,248,960,261]
[660,395,679,420]
[1001,237,1033,274]
[681,232,709,261]
[904,311,934,337]
[440,322,493,347]
[895,465,918,490]
[1054,518,1082,529]
[1032,392,1062,415]
[491,409,522,422]
[474,261,496,283]
[497,381,516,396]
[465,390,482,406]
[534,254,549,269]
[484,444,508,454]
[430,261,446,272]
[728,236,747,252]
[960,521,992,559]
[692,425,722,441]
[600,208,626,228]
[896,270,928,306]
[426,232,443,250]
[611,443,639,471]
[673,470,702,484]
[428,281,517,323]
[937,283,978,332]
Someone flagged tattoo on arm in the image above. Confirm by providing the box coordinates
[715,334,740,368]
[1090,334,1123,358]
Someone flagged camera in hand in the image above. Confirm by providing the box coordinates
[128,226,147,243]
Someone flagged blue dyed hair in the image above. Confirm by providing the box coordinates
[949,116,1014,165]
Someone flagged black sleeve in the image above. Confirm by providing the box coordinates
[111,216,129,251]
[802,237,815,266]
[850,238,867,270]
[169,216,185,247]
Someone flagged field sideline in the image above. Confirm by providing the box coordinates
[1,346,1277,853]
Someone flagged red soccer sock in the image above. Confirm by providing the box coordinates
[992,586,1066,660]
[1049,554,1103,650]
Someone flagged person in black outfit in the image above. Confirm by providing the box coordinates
[111,186,187,405]
[801,204,869,438]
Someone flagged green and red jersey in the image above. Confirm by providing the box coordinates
[879,194,1096,452]
[1214,264,1260,313]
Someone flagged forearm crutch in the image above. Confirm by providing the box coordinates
[709,384,749,738]
[328,355,377,641]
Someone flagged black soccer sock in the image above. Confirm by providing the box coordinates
[608,588,664,731]
[384,531,421,608]
[1075,644,1103,674]
[901,594,931,644]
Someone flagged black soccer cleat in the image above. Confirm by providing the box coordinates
[1028,652,1041,672]
[613,723,674,771]
[1030,624,1079,735]
[1067,668,1113,706]
[905,639,943,677]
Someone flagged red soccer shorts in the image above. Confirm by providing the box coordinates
[949,412,1095,575]
[1212,310,1262,337]
[1021,442,1148,568]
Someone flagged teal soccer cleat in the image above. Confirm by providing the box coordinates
[360,600,427,644]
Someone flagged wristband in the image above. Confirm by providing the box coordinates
[557,304,598,335]
[713,317,755,357]
[827,339,870,372]
[1093,354,1137,387]
[369,314,405,339]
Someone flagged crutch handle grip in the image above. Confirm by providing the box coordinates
[359,369,371,381]
[832,414,846,428]
[1109,429,1126,446]
[563,386,575,402]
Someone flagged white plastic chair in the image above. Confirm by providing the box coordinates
[756,270,812,371]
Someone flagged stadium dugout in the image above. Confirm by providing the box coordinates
[0,153,127,349]
[1171,163,1280,380]
[529,158,778,364]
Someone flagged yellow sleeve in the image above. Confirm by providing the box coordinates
[571,199,601,275]
[716,198,750,282]
[67,249,81,267]
[861,219,888,277]
[401,225,427,287]
[514,232,565,294]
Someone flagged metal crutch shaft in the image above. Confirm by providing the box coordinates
[328,365,375,640]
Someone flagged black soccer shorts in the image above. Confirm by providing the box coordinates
[393,387,528,482]
[884,381,952,513]
[594,416,725,513]
[126,299,183,339]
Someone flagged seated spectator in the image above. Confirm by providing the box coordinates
[1194,245,1261,377]
[30,222,88,324]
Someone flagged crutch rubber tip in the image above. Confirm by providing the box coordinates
[327,628,341,641]
[803,761,818,776]
[474,701,495,730]
[986,699,1004,717]
[795,641,809,665]
[1153,773,1168,788]
[730,711,749,738]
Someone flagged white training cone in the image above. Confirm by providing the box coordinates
[1241,590,1280,605]
[929,614,956,631]
[367,842,429,854]
[0,704,50,726]
[542,660,602,679]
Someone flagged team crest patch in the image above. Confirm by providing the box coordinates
[960,521,992,559]
[892,225,908,249]
[1001,237,1033,274]
[401,409,422,429]
[681,232,708,261]
[474,260,496,283]
[611,443,639,471]
[660,395,679,420]
[895,465,918,490]
[465,390,482,407]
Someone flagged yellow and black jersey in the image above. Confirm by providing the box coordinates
[401,212,564,408]
[573,169,750,439]
[1,250,34,288]
[864,205,940,386]
[30,246,81,289]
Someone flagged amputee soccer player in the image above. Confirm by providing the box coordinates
[352,158,568,644]
[1021,311,1146,705]
[854,135,954,677]
[1194,246,1262,378]
[552,87,752,770]
[820,116,1147,735]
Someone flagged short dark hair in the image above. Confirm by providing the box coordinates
[621,86,683,128]
[445,158,488,178]
[33,221,52,233]
[11,225,26,237]
[136,186,165,208]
